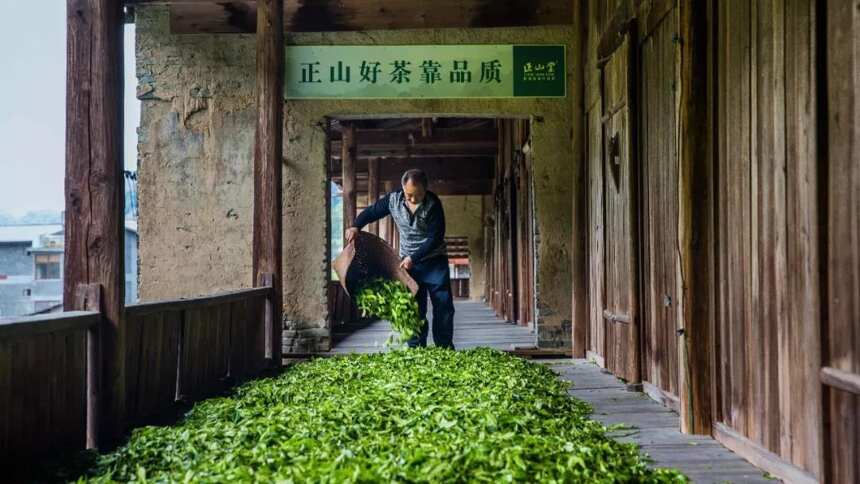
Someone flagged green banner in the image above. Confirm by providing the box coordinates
[285,45,566,99]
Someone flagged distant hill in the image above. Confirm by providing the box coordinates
[0,210,63,226]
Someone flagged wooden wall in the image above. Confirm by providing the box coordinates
[713,0,822,478]
[823,0,860,481]
[578,0,859,480]
[485,119,535,327]
[584,0,614,367]
[639,5,680,403]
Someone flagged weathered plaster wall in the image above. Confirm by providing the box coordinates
[136,6,575,350]
[439,195,485,301]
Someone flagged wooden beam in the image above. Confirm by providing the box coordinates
[170,1,255,33]
[75,283,102,450]
[347,178,493,196]
[332,150,497,160]
[330,129,498,159]
[820,367,860,396]
[125,286,272,316]
[0,311,100,339]
[65,0,126,441]
[252,0,283,366]
[596,1,633,64]
[713,423,818,484]
[342,123,357,241]
[569,0,587,358]
[380,180,395,245]
[367,158,379,235]
[421,118,433,138]
[333,127,497,145]
[329,157,495,183]
[137,0,574,34]
[677,0,713,435]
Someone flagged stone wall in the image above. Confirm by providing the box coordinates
[136,6,576,350]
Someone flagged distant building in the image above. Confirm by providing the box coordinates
[0,223,138,319]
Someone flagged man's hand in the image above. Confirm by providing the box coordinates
[345,227,360,244]
[400,256,414,270]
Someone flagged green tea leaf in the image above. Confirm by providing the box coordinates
[74,349,686,483]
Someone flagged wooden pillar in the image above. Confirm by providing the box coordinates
[367,158,380,235]
[570,0,588,357]
[252,0,283,366]
[677,0,713,434]
[381,180,395,244]
[342,124,357,243]
[65,0,125,442]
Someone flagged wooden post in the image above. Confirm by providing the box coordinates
[570,0,588,357]
[252,0,283,366]
[677,0,713,434]
[342,123,357,242]
[367,158,380,235]
[258,272,275,359]
[381,180,394,243]
[74,283,102,449]
[65,0,125,441]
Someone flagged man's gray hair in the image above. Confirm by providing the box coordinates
[401,169,429,188]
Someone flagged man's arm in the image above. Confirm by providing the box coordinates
[408,201,445,261]
[353,192,391,229]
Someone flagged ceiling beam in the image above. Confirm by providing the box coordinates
[329,156,494,180]
[127,1,573,34]
[330,128,497,158]
[331,128,497,146]
[331,149,497,160]
[337,178,493,196]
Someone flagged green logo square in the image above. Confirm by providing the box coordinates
[513,45,566,97]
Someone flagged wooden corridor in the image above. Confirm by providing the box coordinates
[330,300,771,482]
[330,300,535,353]
[549,360,773,483]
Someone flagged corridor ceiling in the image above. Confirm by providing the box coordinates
[329,117,498,196]
[125,1,574,33]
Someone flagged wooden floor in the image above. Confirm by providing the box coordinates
[546,360,773,483]
[329,300,772,483]
[330,300,535,353]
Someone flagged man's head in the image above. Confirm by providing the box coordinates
[401,169,428,205]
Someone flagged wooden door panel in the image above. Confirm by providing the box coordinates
[824,1,860,481]
[601,34,640,383]
[639,9,679,398]
[587,106,605,363]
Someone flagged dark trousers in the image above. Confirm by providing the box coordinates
[407,256,455,349]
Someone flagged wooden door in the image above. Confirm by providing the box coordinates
[600,32,640,383]
[586,105,606,365]
[823,2,860,481]
[639,8,679,402]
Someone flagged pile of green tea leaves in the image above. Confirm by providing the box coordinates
[76,348,686,483]
[355,277,423,344]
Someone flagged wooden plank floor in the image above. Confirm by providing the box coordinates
[546,359,774,483]
[329,300,535,354]
[329,301,773,482]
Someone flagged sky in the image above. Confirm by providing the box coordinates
[0,1,139,216]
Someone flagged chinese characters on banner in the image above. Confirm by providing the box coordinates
[284,45,566,99]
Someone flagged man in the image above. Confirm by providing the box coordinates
[345,169,455,349]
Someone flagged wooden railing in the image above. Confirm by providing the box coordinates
[0,311,100,461]
[0,284,274,463]
[124,286,273,423]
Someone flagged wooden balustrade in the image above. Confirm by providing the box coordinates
[124,286,273,422]
[0,311,99,462]
[0,285,273,464]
